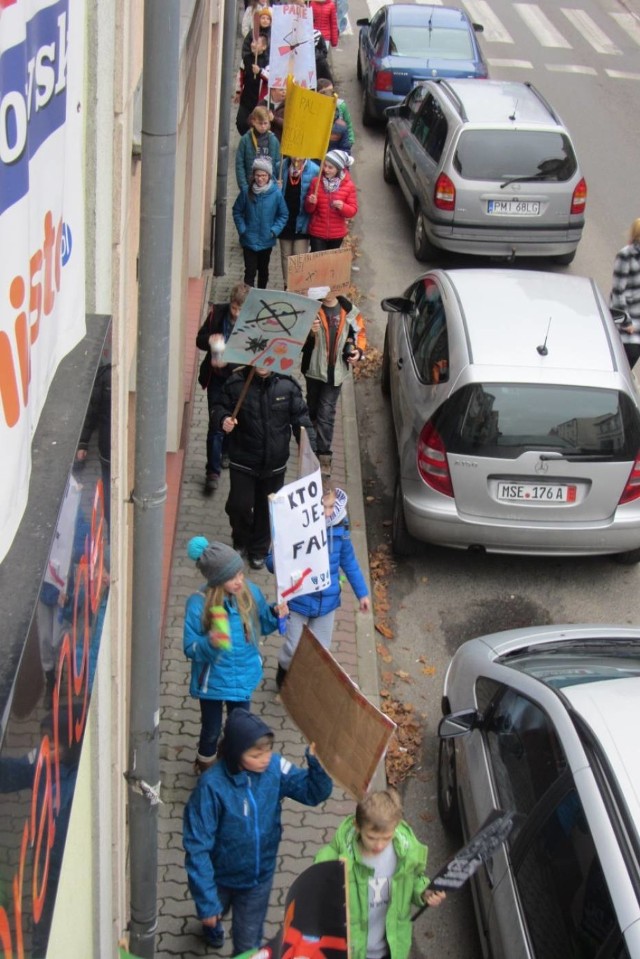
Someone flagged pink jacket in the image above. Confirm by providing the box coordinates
[305,173,358,240]
[311,0,338,47]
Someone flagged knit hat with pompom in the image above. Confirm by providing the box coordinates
[187,537,243,587]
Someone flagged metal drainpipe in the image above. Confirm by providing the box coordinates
[127,1,179,956]
[214,0,238,275]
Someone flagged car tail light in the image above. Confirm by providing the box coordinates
[570,178,587,215]
[619,452,640,505]
[374,71,393,93]
[417,422,453,497]
[434,173,455,211]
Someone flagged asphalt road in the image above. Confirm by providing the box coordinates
[331,0,640,956]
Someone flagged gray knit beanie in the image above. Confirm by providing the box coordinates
[187,536,243,587]
[252,156,273,177]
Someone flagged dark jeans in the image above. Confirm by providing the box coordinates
[305,377,341,456]
[198,699,251,759]
[243,247,272,288]
[226,468,285,558]
[310,236,343,252]
[206,378,229,476]
[216,876,273,953]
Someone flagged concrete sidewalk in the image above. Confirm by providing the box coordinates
[154,59,379,959]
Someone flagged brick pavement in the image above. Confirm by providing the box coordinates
[155,36,380,958]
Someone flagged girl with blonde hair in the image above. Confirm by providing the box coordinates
[183,537,287,771]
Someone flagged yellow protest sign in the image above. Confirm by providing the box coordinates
[281,76,335,159]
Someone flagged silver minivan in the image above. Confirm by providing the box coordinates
[437,625,640,959]
[383,79,587,265]
[381,269,640,562]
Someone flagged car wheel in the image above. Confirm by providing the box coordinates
[613,547,640,565]
[392,477,415,556]
[356,51,363,83]
[362,88,375,127]
[413,207,434,262]
[383,137,397,185]
[381,329,391,396]
[437,739,462,836]
[554,250,576,266]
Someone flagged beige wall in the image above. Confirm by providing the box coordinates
[68,0,224,952]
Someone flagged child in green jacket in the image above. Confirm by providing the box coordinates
[315,789,445,959]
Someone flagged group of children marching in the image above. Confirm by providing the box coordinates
[181,5,448,957]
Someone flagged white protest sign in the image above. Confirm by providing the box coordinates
[270,4,316,90]
[222,288,320,372]
[269,432,330,602]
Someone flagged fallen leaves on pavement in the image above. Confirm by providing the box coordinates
[381,696,423,786]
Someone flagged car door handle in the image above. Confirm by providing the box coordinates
[412,163,417,171]
[397,357,404,369]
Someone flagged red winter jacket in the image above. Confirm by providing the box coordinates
[305,172,358,240]
[311,0,338,47]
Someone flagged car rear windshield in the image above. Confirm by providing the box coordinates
[453,130,578,181]
[389,26,474,59]
[435,384,640,460]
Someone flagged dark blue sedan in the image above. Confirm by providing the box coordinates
[356,4,487,125]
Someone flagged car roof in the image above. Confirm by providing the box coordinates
[561,677,640,828]
[442,269,617,374]
[386,4,472,27]
[443,79,557,125]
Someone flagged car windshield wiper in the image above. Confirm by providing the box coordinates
[538,450,615,461]
[500,159,566,189]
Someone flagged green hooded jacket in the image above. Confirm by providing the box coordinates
[315,816,430,959]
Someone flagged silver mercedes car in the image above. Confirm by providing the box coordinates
[437,625,640,959]
[381,269,640,562]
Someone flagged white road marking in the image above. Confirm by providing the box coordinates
[487,57,533,68]
[606,68,640,80]
[561,8,621,54]
[514,4,572,48]
[610,12,640,48]
[463,0,514,43]
[546,62,597,73]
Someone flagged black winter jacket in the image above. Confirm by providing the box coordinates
[211,369,316,476]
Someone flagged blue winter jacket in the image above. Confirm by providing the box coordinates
[280,158,320,235]
[233,181,289,251]
[183,739,332,918]
[267,488,369,617]
[183,581,278,700]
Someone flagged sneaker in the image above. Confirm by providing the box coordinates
[204,473,219,494]
[248,555,265,570]
[221,454,230,469]
[203,923,224,949]
[276,664,288,690]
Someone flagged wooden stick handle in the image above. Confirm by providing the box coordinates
[231,366,257,419]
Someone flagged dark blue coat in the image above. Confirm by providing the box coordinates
[232,181,289,251]
[183,745,332,918]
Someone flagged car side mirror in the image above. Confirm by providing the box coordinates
[438,709,481,739]
[472,21,484,32]
[386,104,408,120]
[381,296,413,314]
[356,17,369,26]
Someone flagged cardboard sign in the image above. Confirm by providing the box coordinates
[221,288,320,371]
[430,811,516,891]
[287,248,353,295]
[281,627,396,799]
[269,466,329,603]
[235,861,349,959]
[281,77,335,159]
[270,5,316,90]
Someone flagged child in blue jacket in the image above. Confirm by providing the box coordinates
[183,537,287,772]
[183,708,333,953]
[232,156,289,288]
[268,486,370,688]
